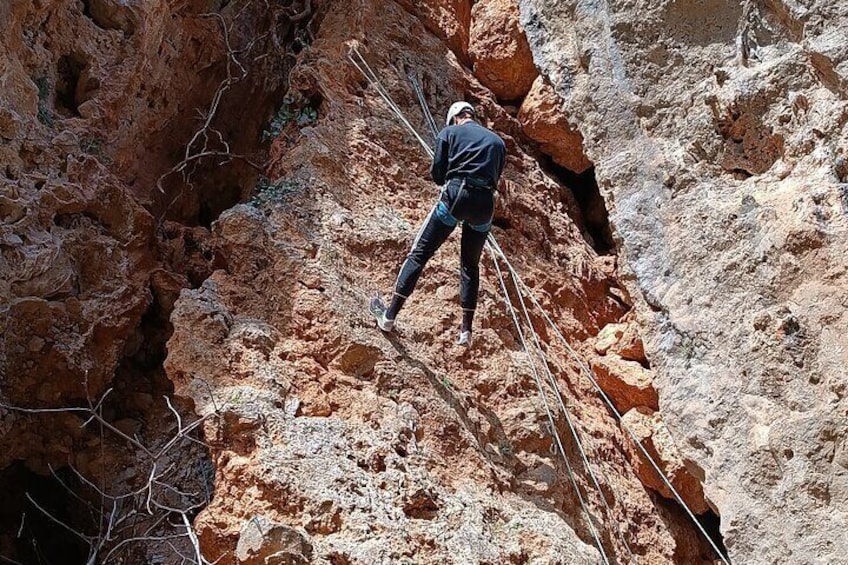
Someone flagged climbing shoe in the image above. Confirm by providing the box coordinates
[369,295,395,332]
[457,330,472,347]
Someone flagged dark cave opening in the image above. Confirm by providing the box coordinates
[55,54,86,117]
[80,0,94,20]
[547,162,615,255]
[151,3,323,228]
[653,492,730,564]
[699,507,730,563]
[0,462,90,564]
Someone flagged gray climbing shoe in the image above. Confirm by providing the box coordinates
[457,330,472,346]
[369,295,395,332]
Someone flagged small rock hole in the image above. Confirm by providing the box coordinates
[55,54,87,117]
[698,508,730,563]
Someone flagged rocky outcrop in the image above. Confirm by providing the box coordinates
[590,355,658,413]
[469,0,538,101]
[622,407,709,515]
[0,0,301,560]
[395,0,471,61]
[0,0,169,472]
[162,0,721,562]
[594,320,646,362]
[519,75,592,173]
[520,0,848,562]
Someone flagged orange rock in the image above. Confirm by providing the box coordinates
[590,354,658,412]
[594,323,626,355]
[468,0,538,101]
[621,407,709,515]
[395,0,471,61]
[595,321,647,363]
[518,75,592,173]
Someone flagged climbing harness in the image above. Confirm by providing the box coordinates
[348,46,732,565]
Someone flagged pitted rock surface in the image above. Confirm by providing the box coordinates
[520,0,848,562]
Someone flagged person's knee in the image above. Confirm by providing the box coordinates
[468,220,491,233]
[409,246,436,265]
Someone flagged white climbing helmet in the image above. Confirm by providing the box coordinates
[445,101,475,126]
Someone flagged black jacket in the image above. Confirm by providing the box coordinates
[430,122,506,187]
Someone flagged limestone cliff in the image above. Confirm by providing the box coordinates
[1,0,844,563]
[519,0,848,562]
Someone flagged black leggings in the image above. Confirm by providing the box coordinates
[393,179,494,311]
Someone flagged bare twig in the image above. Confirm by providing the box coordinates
[100,533,188,564]
[182,512,209,565]
[3,385,219,564]
[25,492,94,544]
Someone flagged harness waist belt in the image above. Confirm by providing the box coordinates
[452,175,494,190]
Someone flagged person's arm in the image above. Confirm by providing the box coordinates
[430,130,450,185]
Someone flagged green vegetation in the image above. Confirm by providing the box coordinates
[249,176,301,208]
[35,76,53,127]
[498,439,513,457]
[262,100,318,142]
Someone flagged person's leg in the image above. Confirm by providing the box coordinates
[389,203,456,320]
[459,221,490,333]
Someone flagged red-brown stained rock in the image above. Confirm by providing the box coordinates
[468,0,538,101]
[621,407,709,515]
[590,354,659,413]
[595,321,647,363]
[395,0,472,61]
[518,75,592,173]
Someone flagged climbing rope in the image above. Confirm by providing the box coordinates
[408,74,440,141]
[488,237,732,565]
[348,47,434,157]
[503,254,637,562]
[351,49,617,562]
[348,48,731,565]
[489,247,612,565]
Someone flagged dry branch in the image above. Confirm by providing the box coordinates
[0,387,219,564]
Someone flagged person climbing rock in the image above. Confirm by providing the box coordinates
[370,101,506,346]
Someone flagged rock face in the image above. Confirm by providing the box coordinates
[519,75,592,173]
[0,0,169,471]
[4,0,845,563]
[520,0,848,562]
[395,0,471,60]
[0,0,300,560]
[469,0,538,101]
[163,1,719,563]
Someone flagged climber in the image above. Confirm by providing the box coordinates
[370,101,506,346]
